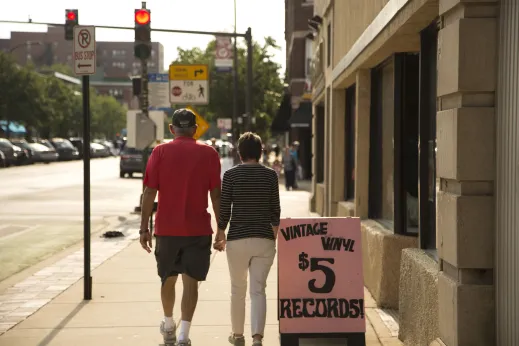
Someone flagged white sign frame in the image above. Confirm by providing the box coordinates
[169,80,209,105]
[73,26,96,75]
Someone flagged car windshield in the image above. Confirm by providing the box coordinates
[11,141,30,150]
[29,143,51,152]
[121,148,142,155]
[52,139,75,149]
[0,139,13,149]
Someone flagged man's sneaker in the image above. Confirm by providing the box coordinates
[160,320,176,345]
[177,339,191,346]
[228,333,245,346]
[252,340,262,346]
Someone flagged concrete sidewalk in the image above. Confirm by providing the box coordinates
[0,189,403,346]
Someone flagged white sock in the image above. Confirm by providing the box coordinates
[178,320,191,341]
[164,316,174,330]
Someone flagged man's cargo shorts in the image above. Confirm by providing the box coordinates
[154,235,212,284]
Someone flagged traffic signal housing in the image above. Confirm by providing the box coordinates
[65,9,78,41]
[134,9,151,60]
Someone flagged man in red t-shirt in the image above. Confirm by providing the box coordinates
[139,108,221,346]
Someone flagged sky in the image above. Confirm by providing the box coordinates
[0,0,286,75]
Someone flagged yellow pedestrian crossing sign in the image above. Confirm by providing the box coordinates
[186,106,209,140]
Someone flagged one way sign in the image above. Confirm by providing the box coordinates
[73,26,96,75]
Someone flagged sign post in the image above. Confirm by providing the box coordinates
[169,64,209,105]
[277,217,366,346]
[73,25,96,301]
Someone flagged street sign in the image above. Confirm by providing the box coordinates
[148,73,170,108]
[215,36,233,72]
[217,118,232,130]
[169,64,209,105]
[186,106,209,140]
[73,26,96,75]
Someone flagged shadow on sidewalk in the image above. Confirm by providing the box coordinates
[36,300,90,346]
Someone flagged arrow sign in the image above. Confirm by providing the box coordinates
[194,69,204,77]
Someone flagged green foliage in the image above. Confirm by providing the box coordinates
[173,37,284,140]
[0,54,126,140]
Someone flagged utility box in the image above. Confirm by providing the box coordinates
[126,110,166,149]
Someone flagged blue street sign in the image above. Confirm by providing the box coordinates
[148,73,169,82]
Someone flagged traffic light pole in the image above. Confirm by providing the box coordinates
[137,59,150,212]
[245,28,253,132]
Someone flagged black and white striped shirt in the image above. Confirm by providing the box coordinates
[218,164,281,241]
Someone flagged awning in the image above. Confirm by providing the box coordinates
[270,93,292,133]
[289,102,312,128]
[0,120,27,134]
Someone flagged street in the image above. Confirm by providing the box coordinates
[0,158,141,282]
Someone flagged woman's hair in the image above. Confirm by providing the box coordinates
[237,132,263,162]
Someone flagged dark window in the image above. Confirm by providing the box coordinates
[327,23,331,67]
[368,58,395,229]
[316,105,325,183]
[368,53,421,236]
[418,21,438,251]
[344,85,356,200]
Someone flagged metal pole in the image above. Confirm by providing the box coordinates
[232,0,239,143]
[82,75,92,300]
[245,27,253,132]
[138,59,150,210]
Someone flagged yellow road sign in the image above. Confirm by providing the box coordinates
[169,64,208,81]
[186,106,210,140]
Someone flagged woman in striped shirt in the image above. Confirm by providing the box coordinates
[214,132,281,346]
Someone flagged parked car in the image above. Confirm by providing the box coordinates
[90,142,111,158]
[0,138,18,166]
[119,147,143,178]
[10,139,35,164]
[69,137,84,158]
[37,139,54,150]
[50,138,79,161]
[0,150,5,168]
[28,143,59,163]
[12,144,31,165]
[94,139,118,156]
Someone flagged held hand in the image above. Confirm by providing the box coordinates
[140,231,152,253]
[213,229,226,252]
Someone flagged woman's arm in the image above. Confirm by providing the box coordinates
[270,171,281,235]
[217,171,232,231]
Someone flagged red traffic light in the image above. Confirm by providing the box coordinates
[135,9,150,25]
[66,11,76,21]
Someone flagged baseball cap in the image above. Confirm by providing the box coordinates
[172,108,196,128]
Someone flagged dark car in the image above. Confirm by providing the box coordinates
[119,147,143,178]
[69,137,84,158]
[0,138,18,166]
[10,139,35,164]
[0,150,5,168]
[50,138,79,161]
[28,143,59,163]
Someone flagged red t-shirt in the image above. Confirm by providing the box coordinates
[143,137,221,236]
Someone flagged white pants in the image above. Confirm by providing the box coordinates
[226,238,276,337]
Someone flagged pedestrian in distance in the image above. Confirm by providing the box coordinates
[282,146,296,190]
[139,108,222,346]
[213,132,281,346]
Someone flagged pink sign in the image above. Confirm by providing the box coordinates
[278,217,365,334]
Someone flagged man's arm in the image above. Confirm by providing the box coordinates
[140,187,157,231]
[270,171,281,238]
[210,187,221,223]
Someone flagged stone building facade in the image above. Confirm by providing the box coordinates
[309,0,519,345]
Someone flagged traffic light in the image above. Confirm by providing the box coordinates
[64,9,78,41]
[134,8,151,60]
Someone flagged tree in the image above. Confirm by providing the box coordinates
[0,55,127,140]
[173,37,284,140]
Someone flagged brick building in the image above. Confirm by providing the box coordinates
[272,0,313,179]
[0,26,164,108]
